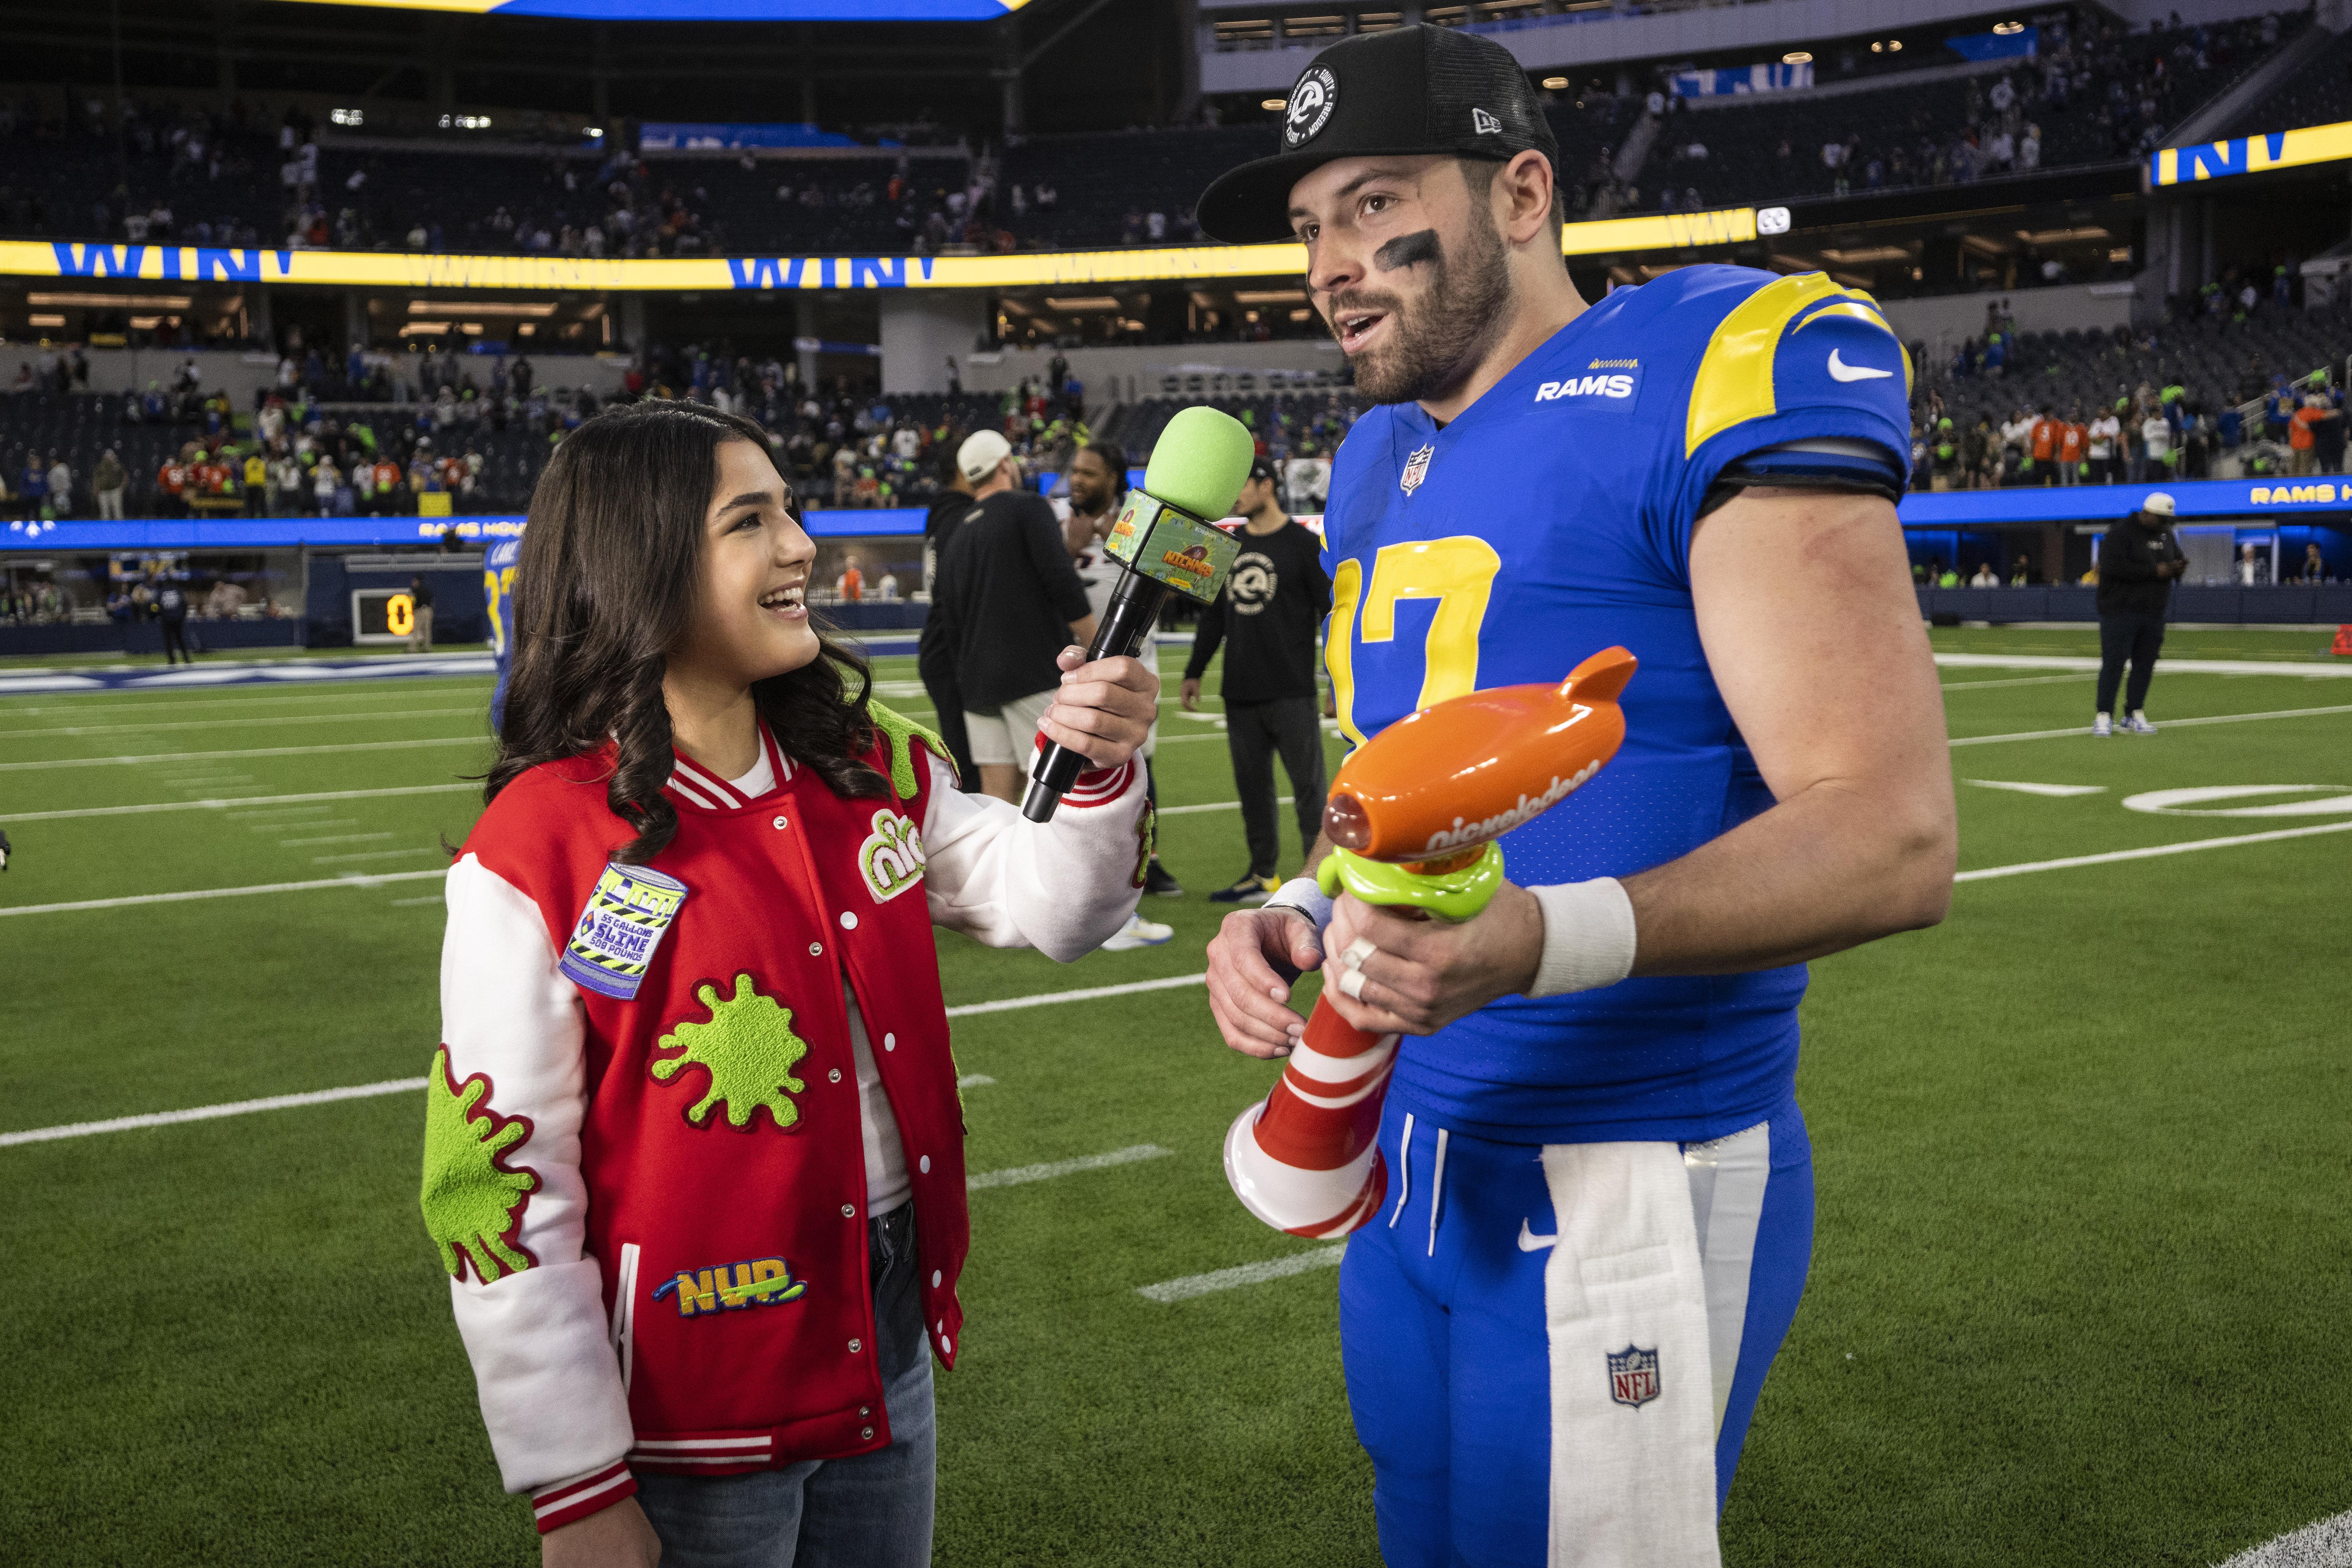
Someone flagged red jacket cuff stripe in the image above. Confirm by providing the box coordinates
[531,1461,636,1534]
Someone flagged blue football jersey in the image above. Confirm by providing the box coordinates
[1321,265,1912,1146]
[484,533,523,733]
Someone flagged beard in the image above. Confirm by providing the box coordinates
[1327,216,1515,406]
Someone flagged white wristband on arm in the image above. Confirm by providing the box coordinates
[1525,877,1637,998]
[1262,877,1334,938]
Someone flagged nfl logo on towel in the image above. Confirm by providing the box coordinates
[1607,1345,1661,1409]
[1400,444,1435,495]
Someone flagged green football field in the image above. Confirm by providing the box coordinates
[1,632,2347,1567]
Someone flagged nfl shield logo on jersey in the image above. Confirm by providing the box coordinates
[1400,444,1435,495]
[1607,1345,1661,1408]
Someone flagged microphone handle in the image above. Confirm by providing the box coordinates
[1020,566,1169,823]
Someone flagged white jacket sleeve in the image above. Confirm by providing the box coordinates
[432,853,636,1505]
[922,752,1147,960]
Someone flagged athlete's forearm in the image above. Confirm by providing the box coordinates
[1619,774,1953,974]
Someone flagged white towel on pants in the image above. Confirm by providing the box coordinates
[1540,1140,1722,1568]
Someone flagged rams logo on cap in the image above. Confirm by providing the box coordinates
[1286,66,1339,148]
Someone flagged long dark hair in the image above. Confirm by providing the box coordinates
[487,400,887,862]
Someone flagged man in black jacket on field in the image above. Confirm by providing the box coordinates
[2094,490,2187,736]
[1180,458,1333,902]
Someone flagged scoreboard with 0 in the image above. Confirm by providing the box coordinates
[353,588,417,645]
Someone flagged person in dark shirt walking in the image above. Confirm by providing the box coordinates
[2094,491,2187,736]
[156,580,192,665]
[1181,458,1332,902]
[407,573,436,653]
[930,430,1097,804]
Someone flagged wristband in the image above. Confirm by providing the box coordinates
[1261,876,1333,937]
[1525,878,1636,998]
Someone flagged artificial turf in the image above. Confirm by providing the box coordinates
[0,638,2346,1566]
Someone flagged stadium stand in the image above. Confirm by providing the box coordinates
[1631,9,2304,213]
[2223,21,2352,134]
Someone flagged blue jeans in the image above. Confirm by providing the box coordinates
[634,1204,935,1568]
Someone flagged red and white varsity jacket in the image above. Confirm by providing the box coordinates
[423,712,1147,1533]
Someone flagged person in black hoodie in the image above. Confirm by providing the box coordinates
[2094,491,2187,736]
[917,461,980,786]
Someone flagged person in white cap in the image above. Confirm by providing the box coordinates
[930,428,1174,950]
[2093,491,2186,736]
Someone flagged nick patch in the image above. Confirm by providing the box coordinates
[562,862,689,1000]
[653,1256,808,1317]
[1400,444,1435,495]
[1608,1344,1661,1408]
[859,809,927,903]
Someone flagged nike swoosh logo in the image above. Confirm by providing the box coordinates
[1827,349,1893,382]
[1517,1219,1557,1252]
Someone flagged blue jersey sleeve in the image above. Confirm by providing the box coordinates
[1644,272,1914,577]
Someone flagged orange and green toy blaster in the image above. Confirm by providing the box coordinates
[1221,646,1638,1237]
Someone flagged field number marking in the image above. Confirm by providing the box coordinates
[2121,785,2352,818]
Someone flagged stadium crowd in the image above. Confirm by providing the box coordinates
[0,7,2307,261]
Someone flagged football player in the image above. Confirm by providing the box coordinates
[484,527,522,733]
[1198,26,1956,1568]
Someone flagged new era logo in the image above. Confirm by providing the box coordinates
[1472,107,1503,136]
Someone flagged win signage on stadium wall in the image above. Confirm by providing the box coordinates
[2149,121,2352,187]
[0,208,1757,295]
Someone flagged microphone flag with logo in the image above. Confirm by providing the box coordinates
[1020,406,1255,822]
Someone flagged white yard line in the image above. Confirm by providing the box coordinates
[1933,653,2352,677]
[0,868,447,917]
[967,1145,1171,1191]
[1939,673,2098,691]
[2211,1508,2352,1568]
[1159,796,1292,817]
[0,707,480,738]
[1138,1246,1347,1303]
[0,1078,430,1148]
[1953,821,2352,881]
[280,832,394,847]
[0,684,488,716]
[388,895,444,907]
[0,735,488,772]
[1961,780,2107,797]
[6,783,478,823]
[313,848,441,864]
[1950,704,2352,746]
[0,1067,986,1150]
[944,973,1206,1017]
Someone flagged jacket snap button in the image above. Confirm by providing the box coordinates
[860,1406,872,1418]
[861,1427,875,1441]
[839,911,858,930]
[828,1068,842,1084]
[808,942,823,956]
[882,1033,896,1052]
[840,1204,855,1218]
[772,815,788,830]
[918,1155,931,1174]
[849,1338,862,1353]
[931,1270,942,1288]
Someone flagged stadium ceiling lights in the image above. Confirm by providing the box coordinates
[1783,51,1812,64]
[1541,76,1569,90]
[404,299,561,316]
[1261,98,1287,110]
[1992,20,2026,34]
[1233,289,1308,304]
[27,290,193,309]
[1042,295,1121,311]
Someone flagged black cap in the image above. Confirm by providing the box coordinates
[1197,24,1558,245]
[1248,456,1280,485]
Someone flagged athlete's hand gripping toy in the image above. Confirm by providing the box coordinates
[1221,646,1639,1237]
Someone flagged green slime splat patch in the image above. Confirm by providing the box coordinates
[653,974,811,1131]
[866,698,951,795]
[419,1047,540,1283]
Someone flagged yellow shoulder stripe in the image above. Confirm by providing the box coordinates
[1684,273,1908,457]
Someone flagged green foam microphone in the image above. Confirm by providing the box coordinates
[1022,405,1257,822]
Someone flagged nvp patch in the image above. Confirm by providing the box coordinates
[1535,359,1642,407]
[561,863,689,1000]
[652,1256,808,1318]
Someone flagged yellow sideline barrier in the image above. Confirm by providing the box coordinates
[0,207,1755,295]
